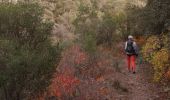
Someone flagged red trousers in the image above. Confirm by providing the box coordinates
[127,55,136,72]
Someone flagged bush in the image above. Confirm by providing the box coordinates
[0,3,61,100]
[82,32,97,54]
[142,34,169,82]
[73,2,98,54]
[97,13,117,47]
[73,1,121,53]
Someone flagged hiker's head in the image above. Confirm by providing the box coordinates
[128,35,133,40]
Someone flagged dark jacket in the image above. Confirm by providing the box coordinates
[125,40,138,56]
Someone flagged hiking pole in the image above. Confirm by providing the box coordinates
[138,54,143,68]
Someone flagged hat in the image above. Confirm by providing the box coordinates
[128,35,133,39]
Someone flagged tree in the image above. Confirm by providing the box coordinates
[126,0,170,35]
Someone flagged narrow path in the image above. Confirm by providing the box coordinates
[117,58,158,100]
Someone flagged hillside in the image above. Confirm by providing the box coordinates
[0,0,169,100]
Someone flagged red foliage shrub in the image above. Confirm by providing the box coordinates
[47,75,80,97]
[165,70,170,81]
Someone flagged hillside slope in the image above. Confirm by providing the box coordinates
[37,43,167,100]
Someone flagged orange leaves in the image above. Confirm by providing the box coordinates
[165,70,170,81]
[36,45,121,99]
[96,76,105,82]
[48,75,80,97]
[55,75,80,90]
[42,45,87,98]
[75,52,88,64]
[54,88,62,97]
[98,87,110,95]
[48,85,61,97]
[135,36,146,46]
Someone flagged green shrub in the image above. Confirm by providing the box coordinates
[97,13,117,47]
[73,2,98,54]
[73,1,123,51]
[82,32,97,54]
[0,3,61,100]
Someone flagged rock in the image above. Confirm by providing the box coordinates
[163,87,170,93]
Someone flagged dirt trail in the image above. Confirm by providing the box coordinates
[43,44,162,100]
[117,58,158,100]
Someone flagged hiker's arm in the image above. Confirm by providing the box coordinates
[133,42,139,55]
[124,42,127,51]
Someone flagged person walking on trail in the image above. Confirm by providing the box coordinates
[125,35,138,74]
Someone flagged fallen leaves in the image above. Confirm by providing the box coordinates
[98,87,110,95]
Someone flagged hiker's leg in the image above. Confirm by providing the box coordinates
[127,55,131,71]
[131,55,136,72]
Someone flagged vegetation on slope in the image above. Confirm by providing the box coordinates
[0,3,61,100]
[0,0,170,99]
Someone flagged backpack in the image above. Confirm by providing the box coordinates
[125,41,135,54]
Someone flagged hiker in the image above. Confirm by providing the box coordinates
[125,35,138,74]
